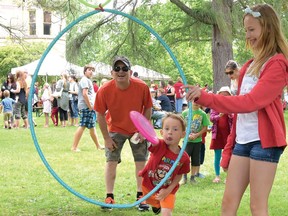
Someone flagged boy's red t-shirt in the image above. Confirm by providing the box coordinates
[139,140,190,194]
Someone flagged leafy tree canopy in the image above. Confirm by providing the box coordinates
[0,41,47,83]
[2,0,288,88]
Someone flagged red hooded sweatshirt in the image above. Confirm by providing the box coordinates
[196,54,288,168]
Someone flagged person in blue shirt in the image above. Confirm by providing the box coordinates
[0,90,16,129]
[156,88,172,112]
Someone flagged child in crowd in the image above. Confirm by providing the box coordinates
[0,90,16,129]
[139,113,190,215]
[50,96,58,126]
[41,83,52,127]
[196,105,211,179]
[197,129,207,179]
[181,102,209,184]
[150,88,166,129]
[209,86,233,183]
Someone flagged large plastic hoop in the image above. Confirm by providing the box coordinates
[28,8,192,209]
[78,0,112,8]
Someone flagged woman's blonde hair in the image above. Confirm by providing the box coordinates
[62,72,68,88]
[15,70,27,90]
[243,4,288,76]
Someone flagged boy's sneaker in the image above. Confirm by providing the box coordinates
[195,173,205,178]
[137,196,149,211]
[152,207,161,215]
[101,197,115,210]
[190,176,197,184]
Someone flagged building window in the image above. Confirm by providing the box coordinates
[29,10,36,35]
[43,11,51,35]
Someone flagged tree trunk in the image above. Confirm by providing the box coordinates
[211,0,233,93]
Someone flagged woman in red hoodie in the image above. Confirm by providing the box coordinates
[184,4,288,216]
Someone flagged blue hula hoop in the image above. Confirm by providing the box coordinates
[28,8,192,209]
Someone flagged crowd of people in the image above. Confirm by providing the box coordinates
[0,3,287,216]
[0,70,107,129]
[0,70,33,129]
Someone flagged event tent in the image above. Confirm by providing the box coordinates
[11,53,79,76]
[131,65,170,81]
[11,54,171,81]
[85,63,171,80]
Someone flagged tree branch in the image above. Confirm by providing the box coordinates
[0,20,25,42]
[67,0,135,60]
[170,0,216,25]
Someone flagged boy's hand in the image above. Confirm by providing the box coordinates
[188,133,198,140]
[155,188,169,201]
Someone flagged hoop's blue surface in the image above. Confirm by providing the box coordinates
[28,8,192,209]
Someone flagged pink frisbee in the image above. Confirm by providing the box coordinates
[130,111,159,145]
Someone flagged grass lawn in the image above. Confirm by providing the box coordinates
[0,111,287,216]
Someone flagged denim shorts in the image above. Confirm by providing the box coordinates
[233,141,283,163]
[69,100,79,118]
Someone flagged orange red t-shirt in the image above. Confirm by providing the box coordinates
[95,78,153,135]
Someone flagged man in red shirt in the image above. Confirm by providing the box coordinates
[95,56,153,211]
[173,77,184,113]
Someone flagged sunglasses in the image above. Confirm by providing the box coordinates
[113,66,129,72]
[225,71,234,75]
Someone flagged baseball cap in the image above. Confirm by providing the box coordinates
[112,56,131,69]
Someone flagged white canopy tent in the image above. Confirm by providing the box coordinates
[74,63,171,81]
[131,65,170,81]
[89,62,171,80]
[11,54,171,81]
[11,53,78,76]
[90,62,114,78]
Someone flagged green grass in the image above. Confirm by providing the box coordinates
[0,112,288,215]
